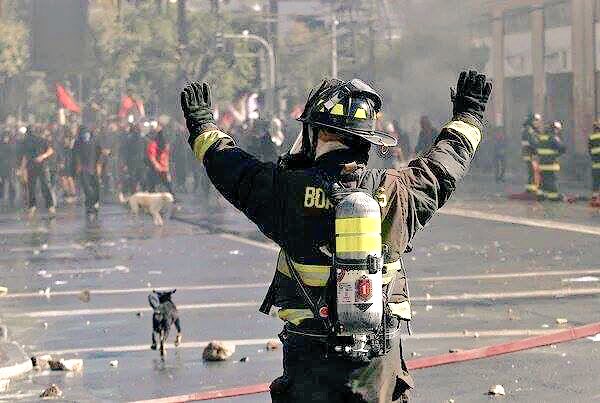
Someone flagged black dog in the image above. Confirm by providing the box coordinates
[148,289,182,356]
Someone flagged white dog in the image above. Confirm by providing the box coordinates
[119,192,174,226]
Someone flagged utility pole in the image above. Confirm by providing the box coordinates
[331,6,338,78]
[177,0,187,47]
[267,0,278,116]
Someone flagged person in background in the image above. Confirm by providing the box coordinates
[535,121,566,201]
[588,119,600,207]
[394,119,411,162]
[18,126,57,219]
[145,120,175,196]
[493,125,507,183]
[414,115,436,156]
[119,122,147,198]
[73,126,102,220]
[0,127,17,207]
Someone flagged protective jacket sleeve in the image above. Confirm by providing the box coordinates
[379,119,481,257]
[190,129,281,243]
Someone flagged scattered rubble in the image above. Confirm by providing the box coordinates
[449,348,462,353]
[0,286,7,296]
[202,341,235,361]
[54,280,68,286]
[49,358,83,372]
[229,250,240,255]
[239,356,249,362]
[78,290,91,303]
[40,384,62,398]
[266,340,279,351]
[136,312,143,317]
[32,354,53,370]
[555,318,568,325]
[411,352,421,357]
[488,384,506,396]
[425,305,433,311]
[0,379,9,393]
[587,333,600,342]
[110,360,119,368]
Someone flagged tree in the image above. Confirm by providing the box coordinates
[0,19,28,79]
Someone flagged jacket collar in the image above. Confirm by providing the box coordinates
[314,148,366,176]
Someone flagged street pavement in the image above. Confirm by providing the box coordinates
[0,176,599,402]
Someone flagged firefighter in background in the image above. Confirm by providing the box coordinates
[536,121,566,201]
[590,119,600,207]
[521,113,541,194]
[180,70,491,402]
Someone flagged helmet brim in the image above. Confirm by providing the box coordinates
[304,120,398,147]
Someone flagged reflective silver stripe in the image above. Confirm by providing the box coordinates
[442,120,482,150]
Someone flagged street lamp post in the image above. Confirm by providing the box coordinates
[224,32,276,117]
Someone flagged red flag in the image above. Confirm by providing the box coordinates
[118,95,145,118]
[56,83,81,113]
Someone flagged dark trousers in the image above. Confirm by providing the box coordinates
[79,172,100,213]
[525,160,537,193]
[270,323,413,403]
[146,169,174,195]
[540,171,560,200]
[26,166,55,209]
[0,171,16,206]
[494,154,506,182]
[593,168,600,193]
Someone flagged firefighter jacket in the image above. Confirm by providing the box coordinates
[590,130,600,170]
[535,132,566,172]
[190,119,481,328]
[521,124,536,161]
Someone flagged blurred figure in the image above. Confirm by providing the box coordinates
[589,119,600,207]
[17,126,57,218]
[145,120,175,196]
[73,126,102,219]
[492,126,507,183]
[415,115,436,156]
[536,121,566,201]
[394,119,411,162]
[0,128,17,207]
[58,126,77,204]
[119,123,147,198]
[521,113,541,194]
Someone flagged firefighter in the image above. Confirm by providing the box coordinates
[536,121,566,201]
[521,113,541,194]
[180,70,491,402]
[590,119,600,207]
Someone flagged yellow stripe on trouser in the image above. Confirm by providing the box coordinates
[539,163,560,171]
[592,146,600,155]
[591,133,600,141]
[442,120,482,151]
[192,130,232,161]
[526,184,538,191]
[593,162,600,169]
[537,148,558,156]
[277,309,314,325]
[335,217,381,234]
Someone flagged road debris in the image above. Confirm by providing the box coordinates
[266,340,279,351]
[229,250,240,255]
[37,270,52,278]
[488,384,506,396]
[0,286,7,296]
[40,384,62,398]
[587,333,600,342]
[562,276,599,283]
[109,360,119,367]
[239,356,249,362]
[555,318,568,325]
[425,305,433,311]
[54,280,68,286]
[49,358,83,372]
[449,348,462,353]
[32,354,53,370]
[202,341,235,361]
[78,290,91,303]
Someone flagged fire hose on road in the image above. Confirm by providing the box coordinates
[131,321,600,402]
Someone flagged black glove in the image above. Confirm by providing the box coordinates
[450,70,492,129]
[180,82,217,148]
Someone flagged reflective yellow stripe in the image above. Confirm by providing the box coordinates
[330,103,344,116]
[537,148,558,156]
[382,260,400,284]
[335,217,381,235]
[336,235,381,253]
[538,134,550,141]
[591,147,600,155]
[354,108,367,119]
[521,140,530,146]
[389,301,412,321]
[543,191,560,199]
[590,133,600,141]
[593,162,600,169]
[522,156,532,161]
[526,184,538,191]
[442,120,482,150]
[192,130,232,161]
[277,309,314,325]
[539,163,560,171]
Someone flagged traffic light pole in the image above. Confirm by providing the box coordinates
[223,33,275,117]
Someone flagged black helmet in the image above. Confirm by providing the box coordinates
[298,78,397,149]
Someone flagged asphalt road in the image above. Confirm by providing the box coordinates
[1,183,600,402]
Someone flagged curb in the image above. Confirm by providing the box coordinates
[0,341,33,381]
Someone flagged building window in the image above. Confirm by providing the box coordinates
[504,9,530,34]
[544,2,571,28]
